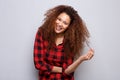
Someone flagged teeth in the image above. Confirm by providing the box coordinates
[56,26,62,31]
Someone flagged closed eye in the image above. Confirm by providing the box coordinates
[63,21,68,25]
[57,17,61,21]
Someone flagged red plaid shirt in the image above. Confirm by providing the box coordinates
[33,30,74,80]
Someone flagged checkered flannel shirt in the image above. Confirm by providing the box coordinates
[33,30,74,80]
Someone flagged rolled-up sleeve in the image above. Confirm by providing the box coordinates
[62,57,74,77]
[33,30,53,75]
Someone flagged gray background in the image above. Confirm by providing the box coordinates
[0,0,120,80]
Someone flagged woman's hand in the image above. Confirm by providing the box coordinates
[80,48,94,61]
[64,49,94,75]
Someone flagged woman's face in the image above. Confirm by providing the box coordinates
[55,12,71,34]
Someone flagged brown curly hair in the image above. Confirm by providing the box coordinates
[38,5,90,58]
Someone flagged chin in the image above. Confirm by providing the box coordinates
[55,29,60,33]
[55,32,61,34]
[55,30,63,34]
[54,28,66,34]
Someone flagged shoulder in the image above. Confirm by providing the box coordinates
[36,27,43,36]
[35,27,44,41]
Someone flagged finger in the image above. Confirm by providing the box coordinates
[89,53,94,60]
[89,49,94,55]
[88,51,94,60]
[91,48,95,53]
[89,48,94,52]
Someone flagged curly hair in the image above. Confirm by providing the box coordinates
[38,5,90,58]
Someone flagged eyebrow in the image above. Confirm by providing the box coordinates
[57,17,70,25]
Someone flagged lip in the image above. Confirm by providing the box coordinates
[56,25,62,31]
[55,25,63,33]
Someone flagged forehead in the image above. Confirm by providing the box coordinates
[58,12,70,18]
[57,12,71,22]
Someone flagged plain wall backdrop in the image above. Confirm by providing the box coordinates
[0,0,120,80]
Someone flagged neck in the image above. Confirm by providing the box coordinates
[56,33,64,38]
[55,34,64,46]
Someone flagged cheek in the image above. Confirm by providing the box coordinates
[64,25,69,30]
[55,19,59,24]
[54,21,58,26]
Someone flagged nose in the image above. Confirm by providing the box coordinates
[58,21,63,26]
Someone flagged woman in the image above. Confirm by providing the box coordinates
[33,5,94,80]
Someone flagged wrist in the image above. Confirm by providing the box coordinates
[52,66,62,73]
[62,68,70,76]
[59,67,62,73]
[78,56,85,62]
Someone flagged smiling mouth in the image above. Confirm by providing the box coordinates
[56,25,63,31]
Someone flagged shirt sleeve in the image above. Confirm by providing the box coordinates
[33,30,53,75]
[62,57,74,77]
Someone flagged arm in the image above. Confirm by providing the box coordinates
[34,30,53,74]
[64,49,94,74]
[52,66,62,73]
[34,30,62,74]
